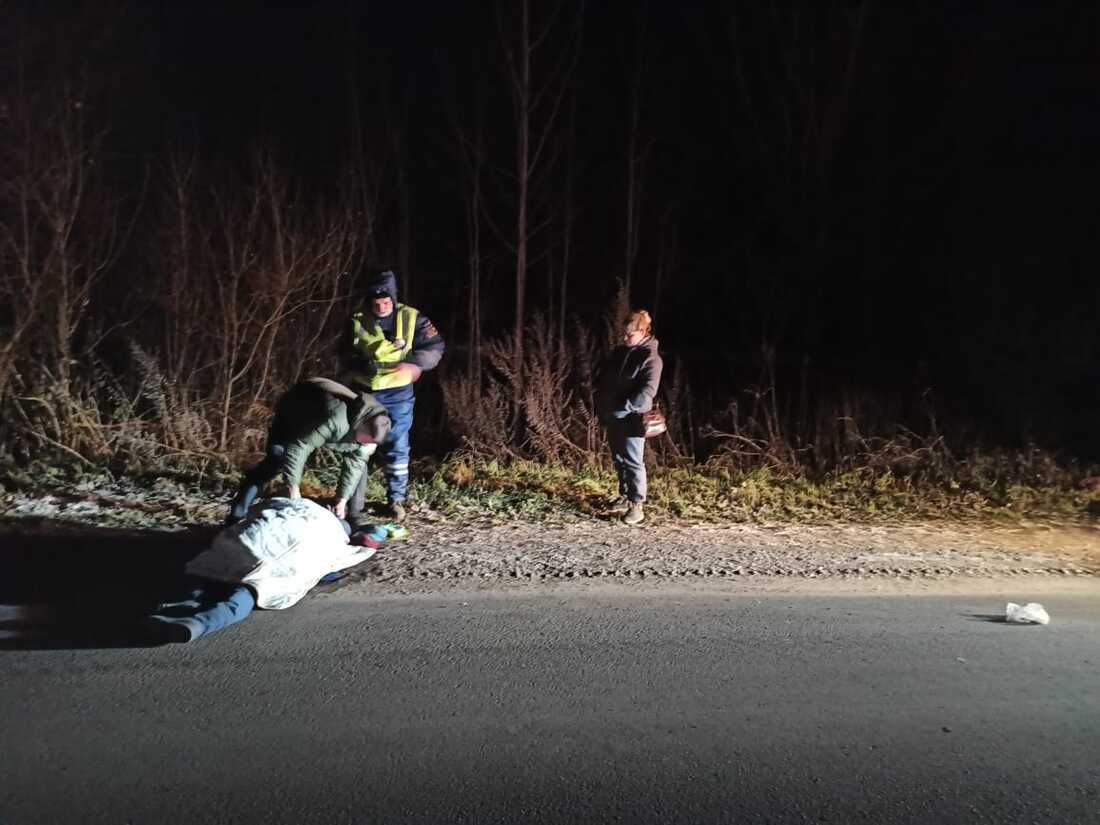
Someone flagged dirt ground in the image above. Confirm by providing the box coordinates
[351,518,1100,589]
[3,481,1098,590]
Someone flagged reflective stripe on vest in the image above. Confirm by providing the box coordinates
[350,305,419,390]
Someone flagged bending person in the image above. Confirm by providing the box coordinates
[597,310,664,525]
[227,377,391,525]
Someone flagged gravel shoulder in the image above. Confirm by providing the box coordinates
[3,482,1098,592]
[347,517,1100,590]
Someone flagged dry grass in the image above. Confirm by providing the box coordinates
[3,301,1094,530]
[0,90,1090,525]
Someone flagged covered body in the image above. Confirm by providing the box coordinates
[187,498,376,609]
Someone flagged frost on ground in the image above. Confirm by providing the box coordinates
[0,477,227,531]
[1,477,1098,586]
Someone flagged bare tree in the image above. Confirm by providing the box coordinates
[622,0,654,302]
[496,0,585,387]
[159,150,205,388]
[385,92,413,302]
[342,3,379,286]
[724,0,871,344]
[558,93,577,348]
[152,143,365,452]
[452,96,487,384]
[652,202,679,323]
[0,19,127,402]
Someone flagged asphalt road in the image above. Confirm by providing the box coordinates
[3,584,1099,824]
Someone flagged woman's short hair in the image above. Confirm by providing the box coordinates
[627,309,652,335]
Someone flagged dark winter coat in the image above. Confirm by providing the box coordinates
[597,336,664,426]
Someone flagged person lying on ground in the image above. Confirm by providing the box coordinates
[227,377,392,525]
[146,497,402,644]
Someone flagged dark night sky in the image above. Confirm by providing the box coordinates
[19,1,1100,455]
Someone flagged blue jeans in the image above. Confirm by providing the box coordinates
[227,443,288,524]
[607,417,647,502]
[351,392,414,512]
[152,578,256,641]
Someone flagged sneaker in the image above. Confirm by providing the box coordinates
[621,502,645,525]
[379,523,410,541]
[385,501,407,523]
[607,496,630,513]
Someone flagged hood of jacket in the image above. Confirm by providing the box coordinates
[347,392,391,442]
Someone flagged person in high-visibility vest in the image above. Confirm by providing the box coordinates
[341,270,445,524]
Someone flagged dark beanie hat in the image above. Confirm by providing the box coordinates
[366,270,398,304]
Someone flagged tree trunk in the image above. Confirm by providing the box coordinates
[513,0,531,388]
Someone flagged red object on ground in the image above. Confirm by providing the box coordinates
[349,532,382,549]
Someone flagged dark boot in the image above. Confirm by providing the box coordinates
[385,501,407,523]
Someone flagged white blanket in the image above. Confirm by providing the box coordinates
[186,498,377,609]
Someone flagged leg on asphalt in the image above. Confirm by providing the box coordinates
[148,581,257,643]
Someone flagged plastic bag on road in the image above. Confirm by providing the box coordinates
[1005,602,1050,625]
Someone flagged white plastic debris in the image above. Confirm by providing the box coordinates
[1005,602,1050,625]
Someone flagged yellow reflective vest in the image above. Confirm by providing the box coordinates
[349,304,419,390]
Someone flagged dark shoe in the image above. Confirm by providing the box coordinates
[141,616,198,644]
[622,502,645,525]
[385,501,407,523]
[607,495,630,514]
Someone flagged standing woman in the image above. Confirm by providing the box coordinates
[598,310,664,524]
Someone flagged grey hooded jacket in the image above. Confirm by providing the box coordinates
[597,336,664,424]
